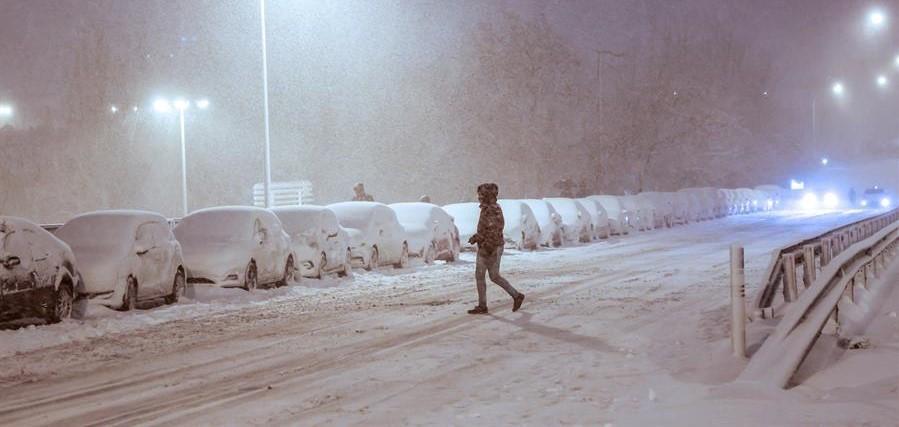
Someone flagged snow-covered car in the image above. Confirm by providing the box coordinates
[521,199,563,247]
[389,202,461,263]
[678,188,712,221]
[544,198,592,243]
[173,206,295,291]
[667,192,691,225]
[496,200,541,250]
[755,185,785,210]
[638,192,673,228]
[55,210,185,310]
[576,198,611,239]
[328,202,409,270]
[587,195,629,235]
[1,216,81,323]
[271,206,352,279]
[618,195,654,231]
[443,203,479,251]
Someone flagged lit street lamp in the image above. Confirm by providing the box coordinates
[877,74,889,88]
[831,81,845,97]
[868,9,887,29]
[0,104,13,119]
[821,157,829,166]
[153,97,209,217]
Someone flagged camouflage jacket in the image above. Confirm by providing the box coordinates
[472,202,505,253]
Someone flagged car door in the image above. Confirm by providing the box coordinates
[134,222,165,298]
[252,217,274,283]
[2,227,37,290]
[322,213,341,271]
[268,215,289,280]
[150,220,177,295]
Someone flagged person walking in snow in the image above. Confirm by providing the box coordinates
[467,183,525,314]
[352,182,375,201]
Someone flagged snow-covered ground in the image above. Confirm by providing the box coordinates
[0,210,896,425]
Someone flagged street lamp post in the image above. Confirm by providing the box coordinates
[260,0,273,208]
[154,97,208,217]
[176,99,189,217]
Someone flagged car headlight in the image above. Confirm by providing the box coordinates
[800,192,818,210]
[822,192,839,209]
[860,200,869,207]
[881,197,891,208]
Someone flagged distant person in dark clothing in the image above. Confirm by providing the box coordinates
[352,182,375,201]
[419,195,432,203]
[467,183,524,314]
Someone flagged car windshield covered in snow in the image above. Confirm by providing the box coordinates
[270,207,321,236]
[174,209,253,242]
[327,202,377,230]
[55,213,142,252]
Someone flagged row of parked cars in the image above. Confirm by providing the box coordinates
[0,185,785,324]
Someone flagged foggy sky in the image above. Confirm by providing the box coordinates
[2,0,898,222]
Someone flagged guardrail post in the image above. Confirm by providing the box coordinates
[802,245,816,288]
[731,245,746,358]
[783,253,799,302]
[821,237,832,266]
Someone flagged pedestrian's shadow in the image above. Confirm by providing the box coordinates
[490,311,616,353]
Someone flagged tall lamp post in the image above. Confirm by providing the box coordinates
[260,0,273,208]
[154,97,209,217]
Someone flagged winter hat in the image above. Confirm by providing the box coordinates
[477,183,499,202]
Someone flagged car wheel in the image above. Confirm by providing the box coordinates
[338,248,353,278]
[244,262,258,291]
[424,242,436,264]
[394,243,409,269]
[46,282,73,323]
[365,247,379,271]
[316,252,326,279]
[448,238,460,262]
[277,256,294,287]
[165,269,185,305]
[120,276,138,311]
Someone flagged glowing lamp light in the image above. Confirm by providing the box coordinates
[881,197,892,208]
[790,179,805,190]
[196,99,210,110]
[0,104,12,117]
[868,9,887,28]
[832,82,845,96]
[822,192,839,209]
[800,192,819,210]
[861,200,869,207]
[153,98,172,113]
[173,99,190,110]
[877,75,889,88]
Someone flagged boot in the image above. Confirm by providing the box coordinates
[467,305,488,315]
[513,293,525,312]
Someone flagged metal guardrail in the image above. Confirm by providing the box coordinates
[739,219,899,388]
[751,209,899,320]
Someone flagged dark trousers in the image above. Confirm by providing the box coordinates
[475,246,519,307]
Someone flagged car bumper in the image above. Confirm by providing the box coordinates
[0,280,53,321]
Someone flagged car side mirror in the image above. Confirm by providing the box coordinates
[1,256,21,268]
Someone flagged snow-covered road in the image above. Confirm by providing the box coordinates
[1,210,896,426]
